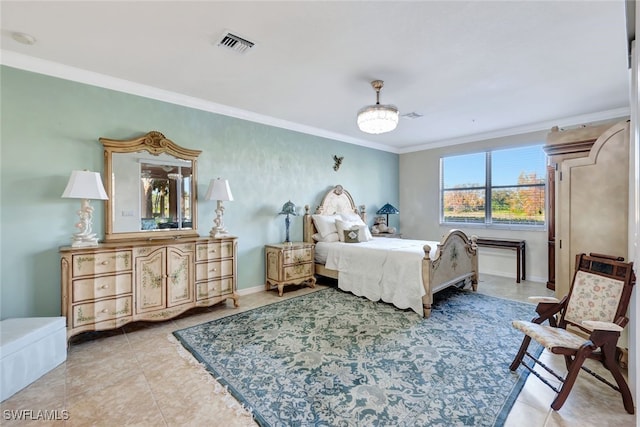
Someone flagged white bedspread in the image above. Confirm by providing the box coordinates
[321,238,438,315]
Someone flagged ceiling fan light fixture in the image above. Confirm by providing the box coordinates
[357,80,399,135]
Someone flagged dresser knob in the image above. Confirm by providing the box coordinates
[101,261,109,265]
[101,308,108,313]
[100,284,109,290]
[211,249,217,253]
[210,268,217,273]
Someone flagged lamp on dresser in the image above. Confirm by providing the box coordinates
[61,170,108,247]
[206,178,234,237]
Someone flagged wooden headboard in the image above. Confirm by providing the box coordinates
[303,185,367,242]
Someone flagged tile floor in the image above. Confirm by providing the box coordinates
[0,274,636,426]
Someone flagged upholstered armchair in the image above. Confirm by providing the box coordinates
[509,253,635,414]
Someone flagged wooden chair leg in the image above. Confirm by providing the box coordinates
[601,341,635,414]
[551,347,590,411]
[510,335,532,371]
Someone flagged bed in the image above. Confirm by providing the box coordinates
[303,185,479,317]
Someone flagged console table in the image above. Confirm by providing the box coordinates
[476,237,526,283]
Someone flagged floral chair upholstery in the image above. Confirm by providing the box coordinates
[510,253,635,414]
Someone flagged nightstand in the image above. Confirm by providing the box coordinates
[265,242,316,296]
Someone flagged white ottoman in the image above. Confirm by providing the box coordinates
[0,317,67,402]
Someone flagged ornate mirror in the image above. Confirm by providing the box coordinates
[100,131,201,241]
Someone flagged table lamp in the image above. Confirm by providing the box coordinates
[61,170,108,247]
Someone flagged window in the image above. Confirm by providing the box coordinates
[440,145,546,228]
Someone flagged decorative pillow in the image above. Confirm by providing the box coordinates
[335,219,368,242]
[339,213,373,241]
[343,228,359,243]
[312,214,341,239]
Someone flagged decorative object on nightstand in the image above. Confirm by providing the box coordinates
[371,215,397,235]
[278,200,297,243]
[206,178,233,237]
[61,170,108,247]
[265,242,316,296]
[376,203,399,225]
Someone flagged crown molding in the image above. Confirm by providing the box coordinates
[398,107,630,154]
[2,50,628,155]
[0,50,396,153]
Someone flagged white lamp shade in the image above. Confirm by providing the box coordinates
[205,178,234,201]
[61,170,108,200]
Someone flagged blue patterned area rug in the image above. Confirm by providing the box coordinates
[173,287,542,426]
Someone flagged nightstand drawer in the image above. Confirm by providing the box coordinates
[72,273,132,302]
[282,262,314,281]
[72,251,132,277]
[283,248,313,265]
[195,259,234,281]
[196,240,235,261]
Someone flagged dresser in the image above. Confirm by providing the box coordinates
[265,242,316,296]
[60,236,238,339]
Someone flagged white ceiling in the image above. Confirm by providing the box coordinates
[0,1,632,153]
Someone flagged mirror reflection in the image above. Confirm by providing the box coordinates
[101,131,201,242]
[140,161,192,230]
[112,152,193,232]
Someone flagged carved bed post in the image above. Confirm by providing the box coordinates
[303,205,314,243]
[422,244,433,317]
[469,235,479,291]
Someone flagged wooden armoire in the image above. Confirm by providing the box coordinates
[543,120,630,298]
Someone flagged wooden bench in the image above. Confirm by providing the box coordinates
[476,237,526,283]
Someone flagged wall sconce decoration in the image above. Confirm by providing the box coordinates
[205,178,234,237]
[61,170,109,247]
[333,155,344,171]
[279,200,297,243]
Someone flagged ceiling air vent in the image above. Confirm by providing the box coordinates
[217,31,255,54]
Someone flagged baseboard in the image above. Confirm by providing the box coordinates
[479,269,545,284]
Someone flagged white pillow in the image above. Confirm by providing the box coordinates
[312,232,339,243]
[339,213,373,241]
[335,219,370,242]
[340,212,365,224]
[312,214,340,238]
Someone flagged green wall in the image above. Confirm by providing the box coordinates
[0,66,399,319]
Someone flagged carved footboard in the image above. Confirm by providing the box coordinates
[421,229,478,317]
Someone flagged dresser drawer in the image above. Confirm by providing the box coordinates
[72,251,132,277]
[196,240,235,261]
[282,262,314,281]
[196,278,235,300]
[72,296,132,327]
[72,273,132,302]
[195,259,234,281]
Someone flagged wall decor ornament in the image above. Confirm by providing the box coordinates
[333,155,343,171]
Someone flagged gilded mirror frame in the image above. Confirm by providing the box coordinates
[100,131,202,242]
